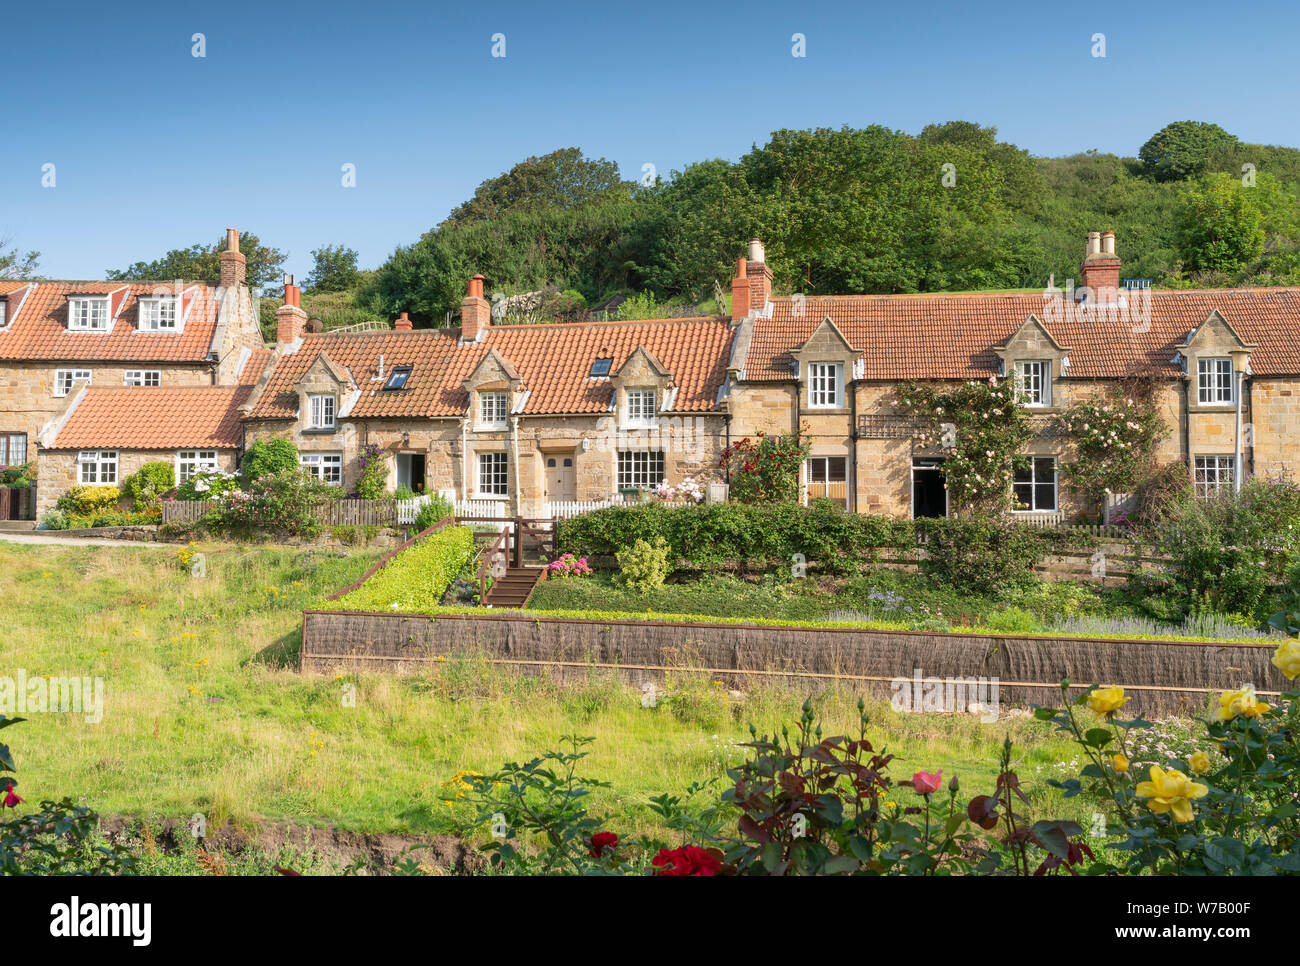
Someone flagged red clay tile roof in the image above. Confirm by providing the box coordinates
[246,317,734,420]
[49,386,250,450]
[0,281,221,362]
[237,348,273,386]
[746,288,1300,380]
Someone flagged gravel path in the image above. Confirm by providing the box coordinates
[0,532,175,549]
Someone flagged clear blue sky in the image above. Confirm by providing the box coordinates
[4,0,1298,282]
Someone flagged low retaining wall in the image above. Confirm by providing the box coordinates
[299,609,1289,716]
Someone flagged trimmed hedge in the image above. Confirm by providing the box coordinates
[332,525,475,612]
[555,501,1095,593]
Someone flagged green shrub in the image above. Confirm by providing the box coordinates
[914,516,1069,595]
[355,443,388,500]
[615,536,672,592]
[177,470,241,501]
[413,493,455,532]
[333,526,476,611]
[0,462,34,488]
[240,438,299,482]
[120,461,175,509]
[202,469,340,537]
[556,502,1082,582]
[56,485,121,516]
[38,510,69,531]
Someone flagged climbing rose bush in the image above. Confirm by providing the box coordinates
[720,432,810,504]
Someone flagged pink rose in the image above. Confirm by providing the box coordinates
[911,770,943,796]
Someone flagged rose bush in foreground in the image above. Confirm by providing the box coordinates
[439,641,1300,875]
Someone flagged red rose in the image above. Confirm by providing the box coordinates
[588,831,619,858]
[651,845,721,876]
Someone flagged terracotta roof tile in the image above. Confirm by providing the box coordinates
[49,386,250,450]
[0,281,221,363]
[247,317,734,420]
[747,288,1300,380]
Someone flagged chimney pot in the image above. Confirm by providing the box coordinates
[218,226,247,288]
[748,238,765,263]
[1101,230,1116,255]
[1080,230,1121,297]
[395,311,412,331]
[461,275,490,341]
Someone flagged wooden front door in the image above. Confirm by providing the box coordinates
[543,453,576,504]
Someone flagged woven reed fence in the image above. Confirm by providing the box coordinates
[299,609,1288,716]
[162,498,404,526]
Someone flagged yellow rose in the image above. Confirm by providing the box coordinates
[1188,751,1211,775]
[1111,753,1129,774]
[1088,686,1128,716]
[1272,640,1300,681]
[1135,766,1210,823]
[1213,686,1270,722]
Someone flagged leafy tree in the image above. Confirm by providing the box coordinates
[1139,121,1241,182]
[0,238,39,280]
[305,244,361,293]
[106,231,287,288]
[442,147,634,228]
[240,438,299,481]
[1174,172,1294,274]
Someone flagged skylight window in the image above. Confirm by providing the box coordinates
[589,358,613,377]
[385,365,412,390]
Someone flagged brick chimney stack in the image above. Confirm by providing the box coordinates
[394,311,413,331]
[745,238,772,315]
[1080,230,1121,296]
[730,257,750,321]
[276,275,307,344]
[461,274,490,342]
[219,227,246,289]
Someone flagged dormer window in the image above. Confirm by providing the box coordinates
[0,298,7,328]
[1197,358,1234,404]
[625,388,657,425]
[68,297,109,331]
[308,394,335,429]
[808,363,842,408]
[1015,361,1051,407]
[139,296,179,331]
[479,392,508,428]
[384,365,412,390]
[589,357,613,377]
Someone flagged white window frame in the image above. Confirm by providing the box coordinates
[300,452,343,485]
[1194,456,1236,498]
[138,296,179,332]
[308,394,336,430]
[1016,361,1051,407]
[1013,456,1058,512]
[67,297,110,332]
[54,369,92,397]
[477,451,509,496]
[0,300,7,329]
[176,449,220,484]
[617,450,665,489]
[478,392,508,428]
[1197,358,1234,405]
[123,369,161,387]
[1,433,27,466]
[625,388,657,426]
[77,450,118,484]
[808,363,842,409]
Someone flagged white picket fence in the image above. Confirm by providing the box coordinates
[543,498,622,519]
[455,498,507,519]
[395,495,431,525]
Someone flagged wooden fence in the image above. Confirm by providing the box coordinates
[299,608,1289,715]
[162,497,415,527]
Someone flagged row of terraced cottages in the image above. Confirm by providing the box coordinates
[1,229,1296,521]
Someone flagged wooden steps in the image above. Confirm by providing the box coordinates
[485,567,544,608]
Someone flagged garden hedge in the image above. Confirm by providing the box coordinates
[555,501,1095,593]
[332,525,475,612]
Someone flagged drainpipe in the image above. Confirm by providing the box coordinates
[460,417,469,507]
[511,415,521,517]
[722,413,731,484]
[1246,376,1255,479]
[1234,369,1244,493]
[849,378,858,514]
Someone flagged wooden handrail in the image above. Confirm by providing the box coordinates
[478,527,509,606]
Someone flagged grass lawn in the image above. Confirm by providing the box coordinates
[1,540,1189,860]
